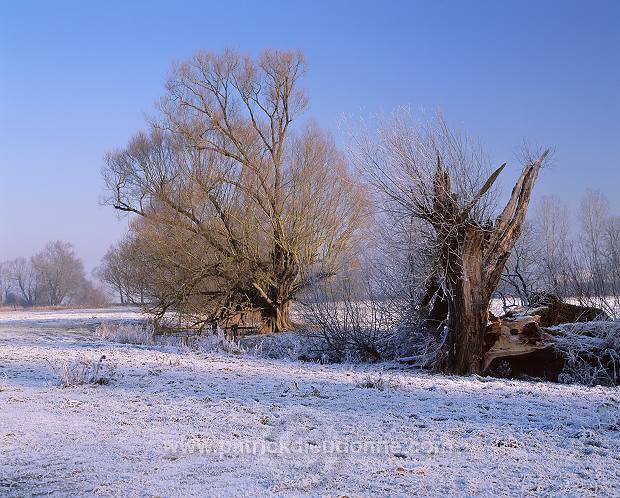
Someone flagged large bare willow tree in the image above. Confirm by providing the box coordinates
[354,111,549,374]
[104,49,366,332]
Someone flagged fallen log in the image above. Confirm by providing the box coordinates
[483,302,619,384]
[482,314,564,379]
[503,293,609,327]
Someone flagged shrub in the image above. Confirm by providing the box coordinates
[48,355,115,388]
[181,328,245,355]
[355,374,386,390]
[95,321,155,345]
[551,321,620,386]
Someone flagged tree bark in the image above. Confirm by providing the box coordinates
[443,227,489,374]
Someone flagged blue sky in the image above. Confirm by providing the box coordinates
[1,0,619,270]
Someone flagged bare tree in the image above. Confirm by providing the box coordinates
[604,215,620,312]
[533,195,572,297]
[103,49,367,331]
[353,110,549,374]
[94,240,145,305]
[523,190,620,318]
[299,267,404,362]
[94,245,126,304]
[577,189,610,301]
[72,279,108,307]
[498,222,541,308]
[8,257,39,306]
[580,189,609,258]
[0,261,11,306]
[32,241,86,306]
[561,190,620,317]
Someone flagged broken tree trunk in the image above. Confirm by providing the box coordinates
[443,226,491,374]
[425,150,550,375]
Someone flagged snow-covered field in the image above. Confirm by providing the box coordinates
[0,306,144,328]
[1,308,619,497]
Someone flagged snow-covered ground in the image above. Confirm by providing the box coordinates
[0,306,144,328]
[1,308,619,497]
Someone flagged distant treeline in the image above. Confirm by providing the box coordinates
[0,241,107,307]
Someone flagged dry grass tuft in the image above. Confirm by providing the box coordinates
[48,355,115,388]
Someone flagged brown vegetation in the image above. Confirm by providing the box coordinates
[103,49,367,331]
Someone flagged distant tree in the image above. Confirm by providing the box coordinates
[95,237,148,305]
[31,241,86,306]
[0,261,11,306]
[73,279,108,307]
[578,189,610,298]
[116,232,149,305]
[508,190,620,318]
[564,190,620,316]
[533,195,572,298]
[4,292,21,307]
[8,257,39,306]
[94,244,129,304]
[498,222,541,308]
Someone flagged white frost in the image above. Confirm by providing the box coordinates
[0,308,619,496]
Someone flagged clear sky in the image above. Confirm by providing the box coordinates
[1,0,619,271]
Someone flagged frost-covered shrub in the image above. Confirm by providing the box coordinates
[355,374,386,390]
[385,321,447,367]
[550,321,620,386]
[295,267,409,363]
[295,257,448,364]
[242,331,324,361]
[95,321,155,345]
[48,355,115,388]
[558,360,612,387]
[95,320,247,354]
[189,328,245,355]
[297,296,403,363]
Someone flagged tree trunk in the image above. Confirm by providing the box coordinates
[256,241,296,334]
[443,228,490,374]
[259,301,291,334]
[444,294,488,375]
